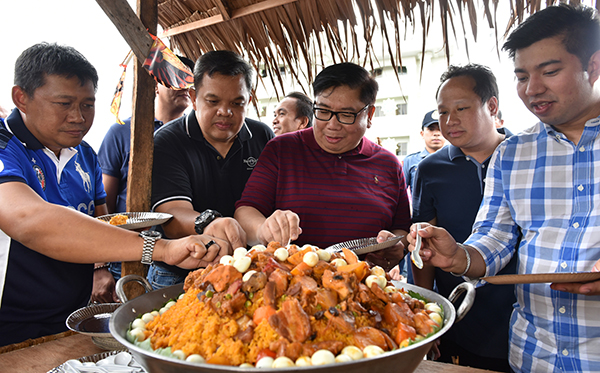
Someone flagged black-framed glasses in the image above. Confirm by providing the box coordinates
[313,104,370,125]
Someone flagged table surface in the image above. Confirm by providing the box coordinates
[0,333,497,373]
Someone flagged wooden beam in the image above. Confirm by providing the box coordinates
[214,0,232,21]
[161,0,298,38]
[121,0,158,299]
[96,0,154,62]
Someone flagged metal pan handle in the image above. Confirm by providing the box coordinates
[115,274,154,303]
[447,280,476,323]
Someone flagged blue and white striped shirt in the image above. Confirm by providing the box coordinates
[465,119,600,373]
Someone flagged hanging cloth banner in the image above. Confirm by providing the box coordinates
[109,51,133,125]
[142,34,194,90]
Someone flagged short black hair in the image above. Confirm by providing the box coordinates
[285,91,313,128]
[503,4,600,69]
[14,42,98,97]
[312,62,378,105]
[194,50,253,91]
[436,64,499,105]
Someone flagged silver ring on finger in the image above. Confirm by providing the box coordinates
[205,240,217,249]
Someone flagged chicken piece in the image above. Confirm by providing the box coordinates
[241,271,267,293]
[268,298,312,343]
[235,324,255,343]
[301,340,344,357]
[324,309,355,334]
[314,288,338,311]
[413,310,437,336]
[368,279,390,303]
[183,264,214,291]
[383,301,415,328]
[352,326,396,351]
[269,268,291,297]
[203,264,243,292]
[322,269,356,300]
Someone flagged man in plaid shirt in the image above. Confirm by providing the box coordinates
[407,4,600,372]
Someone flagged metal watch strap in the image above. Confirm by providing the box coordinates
[141,235,159,265]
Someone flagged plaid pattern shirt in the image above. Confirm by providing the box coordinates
[465,119,600,373]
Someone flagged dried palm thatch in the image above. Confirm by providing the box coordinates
[157,0,600,98]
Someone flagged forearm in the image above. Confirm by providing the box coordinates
[155,201,198,239]
[234,206,266,246]
[0,182,174,264]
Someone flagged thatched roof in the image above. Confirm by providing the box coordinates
[157,0,599,97]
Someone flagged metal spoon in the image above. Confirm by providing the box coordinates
[411,223,424,269]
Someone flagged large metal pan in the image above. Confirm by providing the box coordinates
[110,275,474,373]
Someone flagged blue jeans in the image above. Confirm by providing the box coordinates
[147,264,187,290]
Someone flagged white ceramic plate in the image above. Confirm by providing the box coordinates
[482,272,600,285]
[96,212,172,230]
[47,350,145,373]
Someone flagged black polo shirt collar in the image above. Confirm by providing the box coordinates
[447,127,512,162]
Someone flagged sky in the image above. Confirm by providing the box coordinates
[0,0,568,151]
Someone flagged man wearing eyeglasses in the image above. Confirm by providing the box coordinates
[234,62,410,271]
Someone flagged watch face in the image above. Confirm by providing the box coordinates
[196,211,213,225]
[142,230,161,238]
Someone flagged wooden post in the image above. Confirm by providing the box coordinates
[114,0,158,299]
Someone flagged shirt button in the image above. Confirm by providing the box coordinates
[466,156,471,161]
[338,156,342,159]
[579,146,585,152]
[578,185,584,191]
[561,262,568,269]
[482,164,486,168]
[562,349,569,356]
[559,306,566,314]
[573,222,580,228]
[217,156,222,160]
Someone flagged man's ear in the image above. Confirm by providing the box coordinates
[487,96,499,117]
[190,89,197,111]
[12,86,28,113]
[586,50,600,85]
[298,116,309,130]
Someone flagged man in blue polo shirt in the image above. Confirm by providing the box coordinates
[0,43,229,346]
[410,64,516,371]
[147,50,274,289]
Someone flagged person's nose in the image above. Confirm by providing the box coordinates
[217,105,233,117]
[68,105,86,123]
[524,75,546,97]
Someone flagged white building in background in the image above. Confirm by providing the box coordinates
[247,39,452,160]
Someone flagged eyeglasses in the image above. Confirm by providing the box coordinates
[313,104,370,125]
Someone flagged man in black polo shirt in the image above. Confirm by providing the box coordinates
[148,51,274,288]
[410,64,516,371]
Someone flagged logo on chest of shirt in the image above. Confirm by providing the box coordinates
[243,157,258,169]
[32,164,46,190]
[75,161,92,193]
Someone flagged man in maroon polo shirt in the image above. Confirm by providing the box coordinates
[235,62,410,271]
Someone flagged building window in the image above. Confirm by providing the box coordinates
[396,103,408,115]
[374,106,384,117]
[279,66,286,76]
[396,141,408,156]
[372,68,383,77]
[398,66,408,74]
[260,106,267,117]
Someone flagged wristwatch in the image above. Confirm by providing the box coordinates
[140,230,162,265]
[194,209,222,234]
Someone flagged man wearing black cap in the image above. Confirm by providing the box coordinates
[402,110,444,192]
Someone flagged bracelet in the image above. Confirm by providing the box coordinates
[450,243,471,277]
[94,263,110,271]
